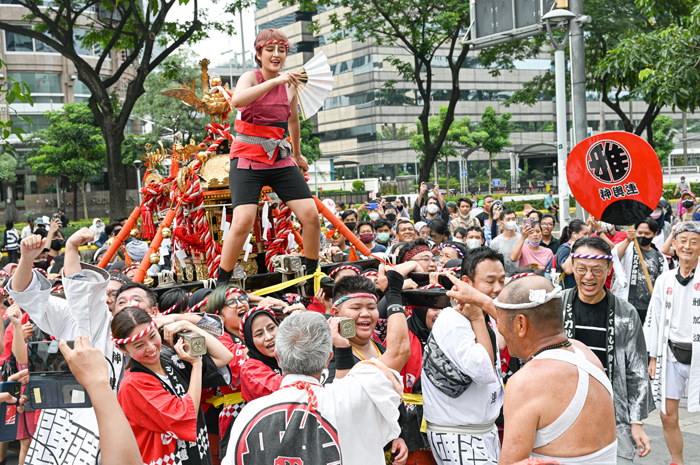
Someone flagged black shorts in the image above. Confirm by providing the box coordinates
[228,158,313,209]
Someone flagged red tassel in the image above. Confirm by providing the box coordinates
[140,206,156,240]
[173,226,206,252]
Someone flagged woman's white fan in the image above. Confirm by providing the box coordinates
[296,51,333,120]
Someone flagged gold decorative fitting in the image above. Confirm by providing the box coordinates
[143,276,155,287]
[177,167,191,193]
[149,253,160,264]
[161,227,172,238]
[130,228,140,238]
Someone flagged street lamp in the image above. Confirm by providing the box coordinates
[542,7,576,230]
[134,159,143,203]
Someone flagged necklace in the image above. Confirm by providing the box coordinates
[528,340,572,362]
[352,341,381,361]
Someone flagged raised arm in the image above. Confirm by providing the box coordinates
[60,336,142,465]
[6,305,27,366]
[376,261,419,372]
[510,225,531,263]
[64,228,95,276]
[615,229,637,260]
[229,71,299,108]
[11,235,46,293]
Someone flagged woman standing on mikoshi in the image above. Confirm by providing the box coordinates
[218,28,321,283]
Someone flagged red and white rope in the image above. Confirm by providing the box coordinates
[111,316,157,345]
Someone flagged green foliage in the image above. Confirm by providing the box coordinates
[410,105,488,162]
[652,115,676,166]
[352,180,365,192]
[0,153,18,185]
[378,124,415,141]
[479,107,513,156]
[0,58,33,146]
[300,112,322,164]
[27,103,106,184]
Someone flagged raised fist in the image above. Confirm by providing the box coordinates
[20,235,47,262]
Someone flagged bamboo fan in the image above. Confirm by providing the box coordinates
[296,51,333,120]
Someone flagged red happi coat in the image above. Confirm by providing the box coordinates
[240,358,283,402]
[216,331,248,456]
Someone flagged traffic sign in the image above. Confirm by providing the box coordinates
[493,179,501,186]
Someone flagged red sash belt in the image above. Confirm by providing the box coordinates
[230,120,287,165]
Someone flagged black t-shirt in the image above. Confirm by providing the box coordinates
[627,247,664,323]
[573,293,608,371]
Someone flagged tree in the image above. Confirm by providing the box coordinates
[0,0,247,217]
[479,107,512,193]
[27,103,106,220]
[479,0,691,143]
[133,52,207,144]
[286,0,472,184]
[300,112,322,164]
[652,115,676,167]
[410,105,488,194]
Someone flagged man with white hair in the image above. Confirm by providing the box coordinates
[223,307,410,465]
[646,221,700,465]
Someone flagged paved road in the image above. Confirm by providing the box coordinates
[636,405,700,465]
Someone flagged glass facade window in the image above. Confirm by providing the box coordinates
[73,80,91,102]
[4,28,56,53]
[256,13,296,33]
[7,72,62,94]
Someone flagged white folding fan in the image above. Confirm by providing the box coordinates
[296,51,333,120]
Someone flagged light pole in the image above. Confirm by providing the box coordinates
[542,8,576,230]
[134,159,143,203]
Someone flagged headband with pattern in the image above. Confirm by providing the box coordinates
[403,245,431,262]
[494,286,563,310]
[440,243,464,258]
[570,253,612,260]
[332,292,378,308]
[510,272,537,280]
[255,39,290,53]
[188,298,209,314]
[217,288,246,315]
[420,283,445,290]
[362,270,379,277]
[329,265,361,278]
[674,228,700,238]
[239,306,276,335]
[111,316,157,345]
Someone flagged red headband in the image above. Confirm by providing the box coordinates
[188,298,209,314]
[112,316,156,345]
[420,283,445,290]
[239,306,276,335]
[510,272,537,280]
[403,245,431,262]
[362,271,379,277]
[329,265,361,278]
[256,39,290,53]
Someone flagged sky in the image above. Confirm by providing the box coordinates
[167,0,257,68]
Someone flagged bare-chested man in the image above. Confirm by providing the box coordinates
[494,275,617,464]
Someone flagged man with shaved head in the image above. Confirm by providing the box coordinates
[494,274,617,464]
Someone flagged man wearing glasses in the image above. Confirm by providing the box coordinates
[562,236,653,465]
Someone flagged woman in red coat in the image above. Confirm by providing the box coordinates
[238,307,283,402]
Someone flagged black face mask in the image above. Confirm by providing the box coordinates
[345,222,356,232]
[683,200,694,209]
[396,205,403,211]
[386,213,397,222]
[34,260,49,271]
[637,236,653,247]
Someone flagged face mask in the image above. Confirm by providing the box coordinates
[683,200,694,209]
[376,232,391,243]
[637,236,653,247]
[459,213,470,219]
[396,205,403,211]
[504,221,516,231]
[345,222,356,231]
[528,239,541,247]
[650,210,662,220]
[426,204,439,215]
[34,260,49,270]
[359,233,374,244]
[466,239,481,249]
[386,213,396,222]
[368,212,380,221]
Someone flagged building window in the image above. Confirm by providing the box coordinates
[256,13,296,33]
[7,72,64,104]
[4,28,57,53]
[73,80,91,103]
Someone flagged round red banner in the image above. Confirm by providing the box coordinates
[567,131,662,225]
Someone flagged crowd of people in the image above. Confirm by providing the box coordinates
[0,25,697,465]
[0,180,694,465]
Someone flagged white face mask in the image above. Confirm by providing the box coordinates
[368,212,380,221]
[466,238,481,249]
[459,212,470,219]
[426,204,439,215]
[504,221,516,231]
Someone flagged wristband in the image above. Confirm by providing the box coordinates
[333,346,355,370]
[386,304,405,318]
[630,420,643,425]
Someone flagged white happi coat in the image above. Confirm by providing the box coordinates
[7,266,123,465]
[223,362,403,465]
[645,268,700,413]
